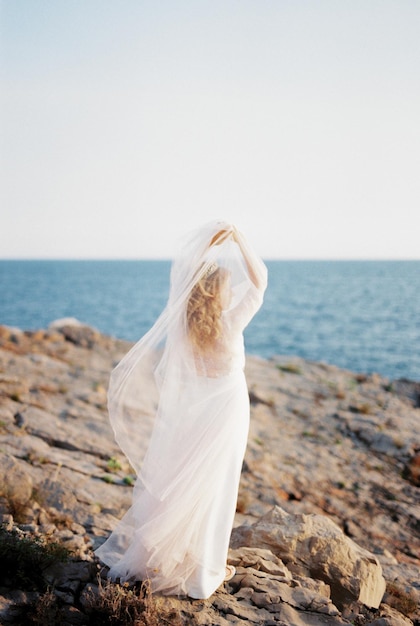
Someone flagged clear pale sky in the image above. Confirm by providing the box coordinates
[1,0,419,259]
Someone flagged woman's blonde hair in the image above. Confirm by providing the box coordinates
[187,266,230,350]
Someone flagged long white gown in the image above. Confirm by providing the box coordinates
[95,221,267,599]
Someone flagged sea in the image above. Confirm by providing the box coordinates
[0,260,419,382]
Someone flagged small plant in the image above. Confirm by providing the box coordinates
[277,363,302,375]
[253,437,263,446]
[85,577,184,625]
[19,589,61,625]
[107,456,122,472]
[102,475,116,484]
[386,581,418,616]
[123,475,135,486]
[0,525,70,591]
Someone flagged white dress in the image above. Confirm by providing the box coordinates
[95,221,267,599]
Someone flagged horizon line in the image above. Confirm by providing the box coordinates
[0,257,419,263]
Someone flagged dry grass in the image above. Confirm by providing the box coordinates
[20,589,61,626]
[386,581,418,617]
[85,577,185,625]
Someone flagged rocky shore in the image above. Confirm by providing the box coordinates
[0,320,419,625]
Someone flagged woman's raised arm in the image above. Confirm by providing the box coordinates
[232,227,267,290]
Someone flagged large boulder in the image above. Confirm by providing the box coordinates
[231,506,386,610]
[226,546,346,624]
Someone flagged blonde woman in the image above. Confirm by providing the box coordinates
[96,221,267,599]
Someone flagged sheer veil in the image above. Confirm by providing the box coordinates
[107,219,267,491]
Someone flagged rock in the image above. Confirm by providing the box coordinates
[0,513,14,531]
[402,450,420,487]
[0,590,41,624]
[376,549,399,566]
[59,604,89,626]
[0,594,16,624]
[49,318,100,348]
[0,453,33,510]
[392,379,420,408]
[231,506,386,609]
[368,604,415,625]
[1,326,418,625]
[36,478,78,513]
[54,588,75,604]
[229,546,293,579]
[213,593,273,623]
[225,546,345,624]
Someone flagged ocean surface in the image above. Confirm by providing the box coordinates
[0,260,419,381]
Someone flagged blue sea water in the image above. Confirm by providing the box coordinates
[0,260,419,381]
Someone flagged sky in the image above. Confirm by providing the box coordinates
[1,0,419,259]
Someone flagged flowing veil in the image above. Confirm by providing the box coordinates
[107,220,267,484]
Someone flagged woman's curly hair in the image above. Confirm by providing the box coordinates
[187,266,230,350]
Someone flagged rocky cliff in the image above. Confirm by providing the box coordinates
[0,320,418,625]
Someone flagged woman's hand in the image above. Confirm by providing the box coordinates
[231,227,240,243]
[210,229,232,246]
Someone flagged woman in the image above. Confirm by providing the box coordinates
[95,220,267,599]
